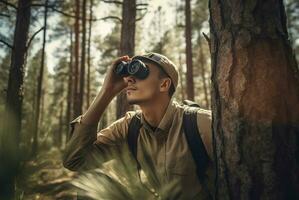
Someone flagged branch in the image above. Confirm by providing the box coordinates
[31,3,76,18]
[0,13,10,17]
[136,10,148,22]
[32,3,121,22]
[202,32,211,52]
[136,3,148,7]
[0,39,13,49]
[26,26,44,50]
[136,7,147,11]
[99,16,122,23]
[0,0,17,10]
[51,6,76,18]
[101,0,122,5]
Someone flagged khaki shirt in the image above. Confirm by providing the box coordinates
[63,100,213,199]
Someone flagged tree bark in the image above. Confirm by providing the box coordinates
[198,37,210,108]
[32,0,48,157]
[86,0,93,109]
[79,0,86,114]
[178,53,185,101]
[66,30,73,142]
[2,0,31,198]
[209,0,299,199]
[116,0,136,119]
[40,88,45,132]
[58,100,63,148]
[185,0,194,100]
[73,0,81,118]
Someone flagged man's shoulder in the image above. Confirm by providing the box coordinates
[115,110,140,124]
[124,110,140,118]
[196,108,212,117]
[172,100,212,116]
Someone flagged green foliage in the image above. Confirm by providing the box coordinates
[47,56,68,146]
[72,146,181,200]
[95,24,121,75]
[22,49,42,154]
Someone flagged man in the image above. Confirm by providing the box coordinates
[63,53,213,199]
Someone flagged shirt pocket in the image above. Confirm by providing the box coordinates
[167,149,197,176]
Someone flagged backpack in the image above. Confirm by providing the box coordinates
[127,100,212,195]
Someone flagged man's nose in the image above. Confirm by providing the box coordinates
[123,75,136,84]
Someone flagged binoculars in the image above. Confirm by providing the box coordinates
[114,59,149,79]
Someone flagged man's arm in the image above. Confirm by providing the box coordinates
[63,56,131,171]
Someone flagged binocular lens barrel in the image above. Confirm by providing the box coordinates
[115,61,127,75]
[115,59,149,79]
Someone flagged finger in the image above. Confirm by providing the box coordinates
[122,55,130,61]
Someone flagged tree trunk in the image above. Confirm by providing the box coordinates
[73,0,81,118]
[86,0,93,109]
[58,101,64,148]
[66,30,73,142]
[1,0,31,198]
[178,53,185,101]
[198,37,210,108]
[32,0,48,157]
[116,0,136,119]
[185,0,194,100]
[79,0,86,114]
[209,0,299,199]
[39,88,45,132]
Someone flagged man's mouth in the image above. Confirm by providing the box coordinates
[127,87,136,92]
[126,86,137,91]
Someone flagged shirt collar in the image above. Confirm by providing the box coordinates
[140,99,176,133]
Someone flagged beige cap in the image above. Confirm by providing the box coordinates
[132,52,179,90]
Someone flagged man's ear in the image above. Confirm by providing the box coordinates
[160,78,171,92]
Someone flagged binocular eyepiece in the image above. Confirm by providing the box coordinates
[114,59,149,79]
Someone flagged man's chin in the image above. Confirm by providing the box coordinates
[127,98,142,105]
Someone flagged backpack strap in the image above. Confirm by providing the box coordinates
[127,112,142,170]
[183,107,210,183]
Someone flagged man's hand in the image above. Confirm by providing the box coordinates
[78,56,131,125]
[102,55,131,96]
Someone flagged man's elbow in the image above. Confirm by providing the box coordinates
[62,153,84,171]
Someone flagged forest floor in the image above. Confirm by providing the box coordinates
[16,146,156,200]
[18,147,78,200]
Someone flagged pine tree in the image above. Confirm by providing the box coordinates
[210,0,299,198]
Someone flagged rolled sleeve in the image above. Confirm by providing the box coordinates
[63,115,98,171]
[63,111,136,171]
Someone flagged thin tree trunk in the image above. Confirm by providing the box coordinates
[116,0,136,119]
[66,30,73,142]
[58,101,63,148]
[39,88,45,132]
[178,53,185,101]
[210,0,299,199]
[86,0,93,109]
[1,0,31,198]
[32,0,48,157]
[73,0,81,118]
[79,0,86,114]
[30,84,36,147]
[185,0,194,100]
[198,37,209,108]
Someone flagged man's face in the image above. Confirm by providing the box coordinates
[124,61,166,105]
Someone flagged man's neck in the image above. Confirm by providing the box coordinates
[139,97,171,128]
